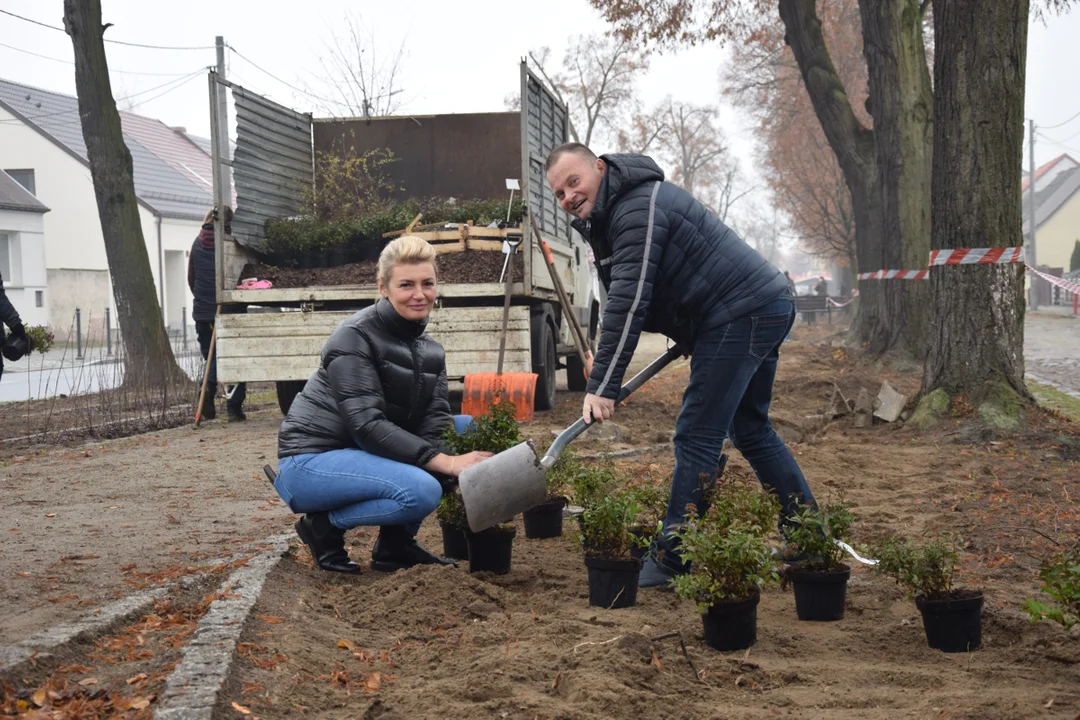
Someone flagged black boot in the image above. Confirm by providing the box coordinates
[371,525,455,572]
[295,512,363,574]
[199,394,216,420]
[227,405,247,422]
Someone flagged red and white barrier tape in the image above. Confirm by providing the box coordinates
[1026,265,1080,295]
[827,295,857,308]
[857,269,928,280]
[930,246,1025,266]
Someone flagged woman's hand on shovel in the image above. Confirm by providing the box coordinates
[428,451,493,478]
[583,393,615,424]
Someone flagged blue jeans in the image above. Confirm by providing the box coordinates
[656,293,815,570]
[273,416,472,534]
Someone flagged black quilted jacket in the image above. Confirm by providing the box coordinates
[572,154,788,399]
[277,299,453,465]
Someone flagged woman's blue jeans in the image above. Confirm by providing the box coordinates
[654,293,816,572]
[273,416,471,534]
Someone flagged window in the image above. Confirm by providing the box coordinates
[35,290,43,308]
[3,169,35,195]
[0,235,10,282]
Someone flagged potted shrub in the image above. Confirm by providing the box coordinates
[435,493,469,561]
[626,468,670,560]
[522,449,576,539]
[578,489,645,609]
[672,479,781,651]
[782,501,855,621]
[871,534,982,653]
[443,398,523,574]
[1024,546,1079,631]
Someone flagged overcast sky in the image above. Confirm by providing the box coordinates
[1,0,1078,193]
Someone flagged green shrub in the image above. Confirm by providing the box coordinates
[783,501,855,572]
[870,535,960,600]
[443,398,521,455]
[1025,547,1080,630]
[579,490,642,559]
[24,325,54,354]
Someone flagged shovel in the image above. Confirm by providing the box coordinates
[458,343,687,532]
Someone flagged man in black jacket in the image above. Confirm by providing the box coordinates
[547,144,816,588]
[188,207,246,421]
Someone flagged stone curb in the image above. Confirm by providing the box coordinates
[153,534,291,720]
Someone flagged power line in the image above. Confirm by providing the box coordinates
[1042,108,1080,131]
[225,44,333,106]
[0,40,203,76]
[1036,130,1080,157]
[0,8,214,50]
[0,70,206,125]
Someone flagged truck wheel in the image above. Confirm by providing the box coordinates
[275,380,305,416]
[565,352,588,392]
[533,322,557,412]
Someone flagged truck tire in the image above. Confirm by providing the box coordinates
[566,352,588,392]
[276,380,306,416]
[533,322,557,412]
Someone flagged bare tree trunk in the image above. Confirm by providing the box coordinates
[859,0,934,360]
[915,0,1030,428]
[777,0,884,342]
[63,0,188,390]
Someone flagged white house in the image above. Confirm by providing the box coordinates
[0,169,48,328]
[0,77,217,341]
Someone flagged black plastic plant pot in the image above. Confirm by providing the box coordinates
[466,526,516,574]
[523,497,567,539]
[916,591,984,653]
[584,556,643,609]
[328,247,349,267]
[440,521,469,561]
[791,564,851,621]
[702,593,760,651]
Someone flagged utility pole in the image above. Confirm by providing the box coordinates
[1028,118,1038,310]
[215,36,232,206]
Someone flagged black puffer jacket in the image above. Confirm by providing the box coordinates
[278,299,453,465]
[572,154,788,399]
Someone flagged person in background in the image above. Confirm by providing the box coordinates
[0,269,27,379]
[273,236,491,574]
[784,270,797,295]
[188,206,247,422]
[545,143,816,589]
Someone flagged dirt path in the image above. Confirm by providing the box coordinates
[0,414,293,646]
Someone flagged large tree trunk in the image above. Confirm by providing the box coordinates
[858,0,934,360]
[63,0,188,391]
[916,0,1030,428]
[777,0,883,341]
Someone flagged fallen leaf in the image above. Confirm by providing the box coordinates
[552,671,562,689]
[167,515,181,525]
[231,701,252,715]
[15,572,31,577]
[130,697,151,710]
[45,513,56,518]
[241,681,266,696]
[651,651,664,673]
[364,672,382,693]
[255,614,283,624]
[1045,699,1054,709]
[31,689,46,706]
[127,672,148,684]
[78,677,99,687]
[338,639,358,652]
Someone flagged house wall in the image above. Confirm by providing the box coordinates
[0,208,48,327]
[0,107,202,337]
[1035,193,1080,272]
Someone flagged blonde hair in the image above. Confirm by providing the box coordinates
[202,206,233,225]
[378,235,438,286]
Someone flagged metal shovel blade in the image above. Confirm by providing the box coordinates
[458,440,547,533]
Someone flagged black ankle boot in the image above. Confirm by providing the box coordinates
[371,525,455,572]
[295,512,363,574]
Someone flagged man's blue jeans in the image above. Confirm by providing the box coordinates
[655,292,815,572]
[273,416,471,535]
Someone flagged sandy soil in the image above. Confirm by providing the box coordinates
[216,323,1080,719]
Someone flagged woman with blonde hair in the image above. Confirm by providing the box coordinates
[274,236,491,574]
